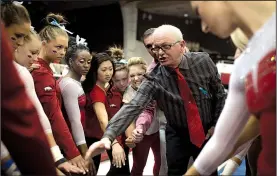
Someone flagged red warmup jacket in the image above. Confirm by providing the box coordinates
[1,22,56,175]
[31,58,80,159]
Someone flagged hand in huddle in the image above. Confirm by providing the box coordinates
[132,128,144,143]
[125,136,136,148]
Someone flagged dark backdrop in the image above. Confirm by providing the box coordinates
[24,2,235,61]
[24,1,124,53]
[137,9,236,57]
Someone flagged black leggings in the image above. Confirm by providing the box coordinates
[106,146,130,176]
[86,137,130,176]
[85,137,102,173]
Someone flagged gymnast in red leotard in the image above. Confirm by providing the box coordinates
[185,2,276,176]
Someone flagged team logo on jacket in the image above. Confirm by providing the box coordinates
[110,104,116,107]
[44,86,52,91]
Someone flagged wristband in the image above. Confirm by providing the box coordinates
[51,145,64,162]
[1,159,14,170]
[1,158,21,175]
[55,158,67,167]
[221,160,239,175]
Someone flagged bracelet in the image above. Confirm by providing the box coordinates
[55,158,67,167]
[111,142,118,146]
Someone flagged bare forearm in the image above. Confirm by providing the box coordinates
[184,166,201,176]
[77,144,88,157]
[125,122,136,137]
[103,79,156,142]
[46,133,57,147]
[103,104,146,142]
[99,119,109,134]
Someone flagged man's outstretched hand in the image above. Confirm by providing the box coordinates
[85,138,111,161]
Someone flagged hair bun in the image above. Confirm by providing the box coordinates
[45,13,67,26]
[107,45,124,61]
[68,36,77,47]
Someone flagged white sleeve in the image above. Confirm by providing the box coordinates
[1,142,9,159]
[18,67,66,161]
[22,69,52,134]
[60,81,86,146]
[193,69,251,175]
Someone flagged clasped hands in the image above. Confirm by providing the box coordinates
[84,129,145,171]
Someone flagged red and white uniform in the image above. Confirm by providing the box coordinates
[32,58,80,159]
[59,77,87,146]
[193,12,276,175]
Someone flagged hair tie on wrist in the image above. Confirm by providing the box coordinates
[55,158,67,167]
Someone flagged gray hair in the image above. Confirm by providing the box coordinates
[154,24,183,41]
[141,28,156,42]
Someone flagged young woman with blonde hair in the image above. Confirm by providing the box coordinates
[14,27,85,175]
[31,13,89,173]
[1,2,57,175]
[123,57,161,176]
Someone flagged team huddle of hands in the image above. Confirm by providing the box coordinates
[64,126,215,175]
[56,152,96,176]
[108,128,145,169]
[56,128,144,175]
[27,64,145,176]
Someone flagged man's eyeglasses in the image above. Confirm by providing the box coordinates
[145,44,153,50]
[151,41,180,53]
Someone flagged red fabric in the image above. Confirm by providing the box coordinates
[107,86,127,146]
[78,94,86,126]
[1,22,56,175]
[221,73,230,85]
[84,85,108,139]
[245,50,276,176]
[175,68,205,148]
[31,58,80,159]
[131,132,161,176]
[57,77,87,129]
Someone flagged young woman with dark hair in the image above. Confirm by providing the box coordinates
[58,36,95,173]
[83,53,129,174]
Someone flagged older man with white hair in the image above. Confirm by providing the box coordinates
[86,24,226,175]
